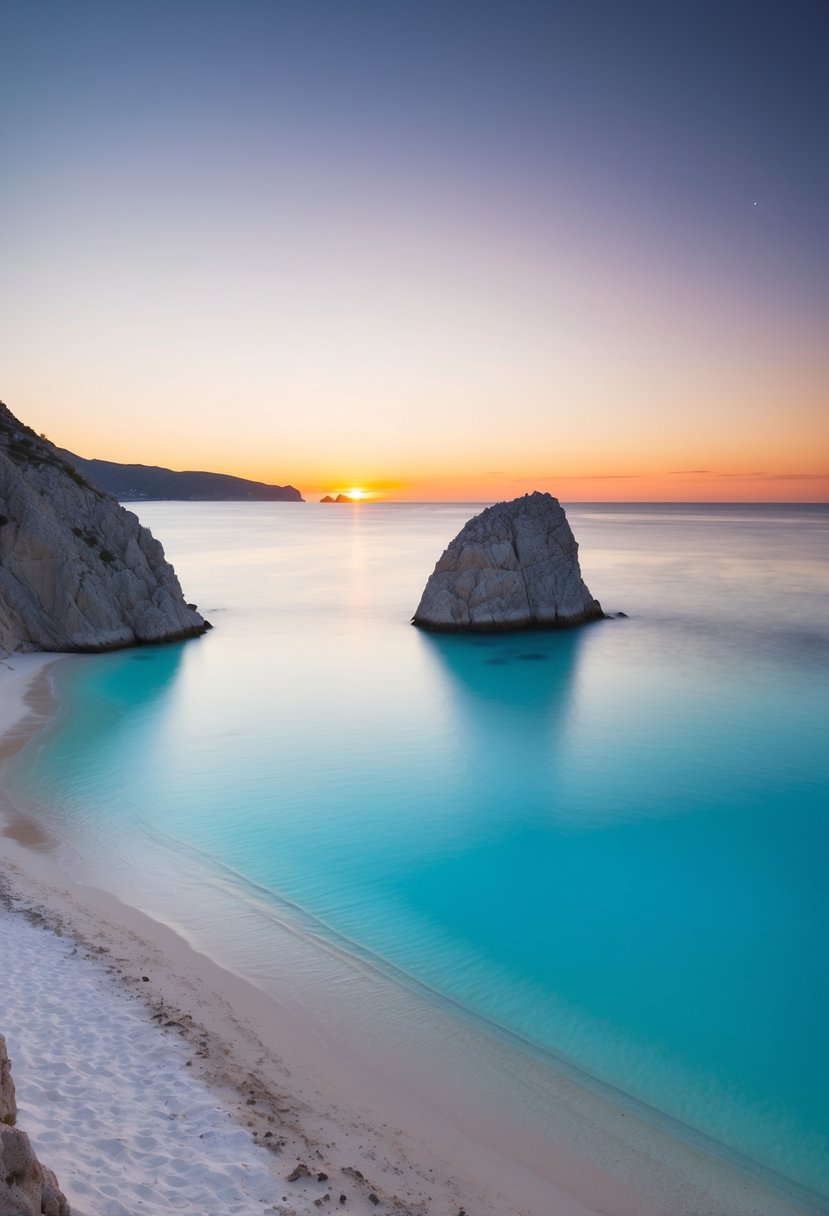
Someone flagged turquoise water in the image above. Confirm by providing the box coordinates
[10,502,829,1199]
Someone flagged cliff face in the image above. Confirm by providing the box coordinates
[0,403,209,653]
[413,492,604,631]
[1,1035,69,1216]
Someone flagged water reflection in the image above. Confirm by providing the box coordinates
[419,628,585,712]
[71,641,190,726]
[8,642,190,799]
[417,629,586,825]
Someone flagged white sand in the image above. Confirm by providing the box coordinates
[1,897,283,1216]
[0,654,821,1216]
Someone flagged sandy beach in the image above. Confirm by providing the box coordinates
[0,654,821,1216]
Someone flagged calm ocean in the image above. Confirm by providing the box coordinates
[9,502,829,1200]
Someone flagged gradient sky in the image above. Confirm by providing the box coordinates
[1,0,827,501]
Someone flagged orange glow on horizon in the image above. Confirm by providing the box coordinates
[4,5,826,520]
[18,404,828,505]
[296,469,829,504]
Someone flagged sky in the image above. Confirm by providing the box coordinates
[1,0,827,502]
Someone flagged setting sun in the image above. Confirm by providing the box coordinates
[346,487,369,500]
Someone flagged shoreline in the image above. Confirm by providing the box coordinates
[0,654,821,1216]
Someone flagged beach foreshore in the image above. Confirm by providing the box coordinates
[0,655,820,1216]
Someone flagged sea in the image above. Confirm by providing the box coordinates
[6,501,828,1202]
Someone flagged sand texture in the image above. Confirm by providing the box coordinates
[1,898,283,1216]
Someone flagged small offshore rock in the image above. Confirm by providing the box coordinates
[413,492,604,631]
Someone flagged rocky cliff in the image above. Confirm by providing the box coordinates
[1,1035,69,1215]
[413,492,604,631]
[0,402,209,652]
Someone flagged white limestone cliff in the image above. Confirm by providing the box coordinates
[1,1034,70,1216]
[412,492,603,631]
[0,402,209,653]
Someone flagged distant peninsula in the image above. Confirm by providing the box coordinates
[58,452,304,502]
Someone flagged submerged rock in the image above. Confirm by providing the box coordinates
[412,492,603,632]
[0,401,210,653]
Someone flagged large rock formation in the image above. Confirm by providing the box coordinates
[413,492,603,631]
[1,1035,70,1215]
[0,402,209,653]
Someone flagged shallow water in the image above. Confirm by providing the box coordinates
[9,502,829,1199]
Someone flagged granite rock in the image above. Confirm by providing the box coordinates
[0,1036,70,1216]
[0,1035,15,1125]
[0,402,209,653]
[413,492,603,631]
